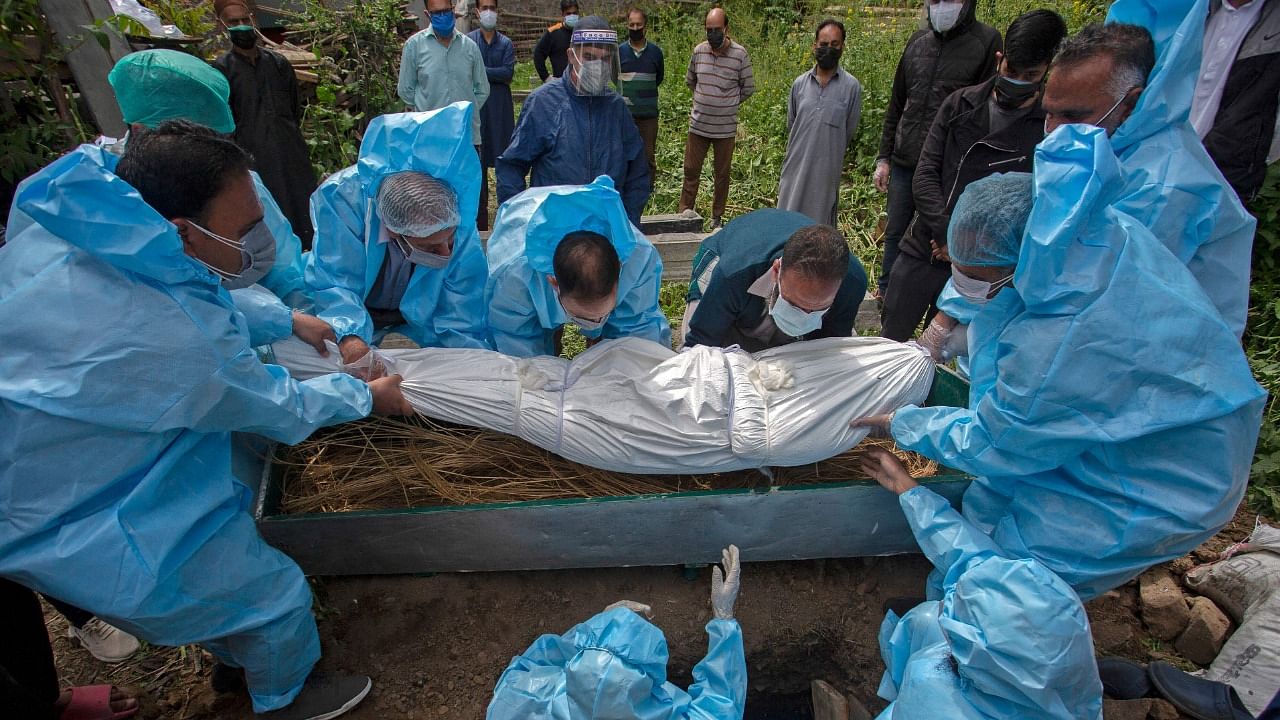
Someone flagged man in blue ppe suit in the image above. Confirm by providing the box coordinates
[855,144,1265,602]
[103,49,336,354]
[0,121,414,719]
[496,16,651,226]
[920,0,1255,362]
[487,546,746,719]
[860,447,1103,720]
[306,103,491,371]
[485,175,669,357]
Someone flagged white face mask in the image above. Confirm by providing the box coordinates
[928,1,965,33]
[769,279,828,338]
[952,267,1013,304]
[394,234,451,270]
[478,9,498,30]
[575,57,612,95]
[187,219,266,290]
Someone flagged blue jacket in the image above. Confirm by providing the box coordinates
[496,77,651,225]
[487,607,747,720]
[876,486,1103,720]
[485,176,669,357]
[891,126,1266,601]
[0,145,370,711]
[305,105,490,349]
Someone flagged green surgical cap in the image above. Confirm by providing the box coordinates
[108,49,235,134]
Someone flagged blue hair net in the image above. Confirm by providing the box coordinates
[947,172,1033,268]
[108,49,235,134]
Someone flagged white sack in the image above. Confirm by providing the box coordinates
[270,335,935,474]
[1186,523,1280,716]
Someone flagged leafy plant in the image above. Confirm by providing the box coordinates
[1245,163,1280,517]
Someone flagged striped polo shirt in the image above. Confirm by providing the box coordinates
[685,39,755,139]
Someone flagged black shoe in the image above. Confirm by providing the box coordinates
[1148,660,1254,720]
[212,662,247,694]
[882,596,926,617]
[1098,657,1152,700]
[710,217,724,231]
[257,672,372,720]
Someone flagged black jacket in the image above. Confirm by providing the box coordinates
[877,1,1002,169]
[1203,0,1280,201]
[533,23,573,81]
[902,78,1044,263]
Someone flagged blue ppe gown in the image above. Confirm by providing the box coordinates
[495,77,651,225]
[486,606,747,720]
[484,175,670,357]
[891,126,1267,601]
[305,104,490,349]
[876,486,1103,720]
[0,145,372,713]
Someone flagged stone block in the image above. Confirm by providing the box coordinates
[1140,569,1189,642]
[1175,596,1232,666]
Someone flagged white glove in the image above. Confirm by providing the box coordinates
[604,600,653,617]
[942,323,969,360]
[711,545,741,620]
[916,320,950,362]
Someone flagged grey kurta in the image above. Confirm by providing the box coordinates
[777,67,862,225]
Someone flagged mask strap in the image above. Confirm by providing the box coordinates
[186,219,245,251]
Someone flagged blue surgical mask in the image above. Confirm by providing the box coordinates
[554,288,610,331]
[769,280,827,338]
[236,221,276,286]
[563,13,580,28]
[394,234,451,270]
[478,9,498,30]
[952,268,1013,304]
[430,9,455,36]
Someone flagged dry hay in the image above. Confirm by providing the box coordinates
[276,416,939,514]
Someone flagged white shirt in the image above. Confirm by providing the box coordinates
[1191,0,1267,138]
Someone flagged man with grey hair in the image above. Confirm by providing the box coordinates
[1041,16,1255,339]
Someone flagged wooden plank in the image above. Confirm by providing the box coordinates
[38,0,129,137]
[640,213,704,234]
[812,680,849,720]
[650,231,704,283]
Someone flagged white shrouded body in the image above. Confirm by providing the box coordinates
[272,336,935,474]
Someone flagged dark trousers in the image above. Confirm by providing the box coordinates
[476,145,490,232]
[45,595,92,628]
[680,131,735,220]
[879,162,916,291]
[0,579,59,719]
[633,116,659,189]
[880,252,951,342]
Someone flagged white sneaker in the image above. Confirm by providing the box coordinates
[68,618,140,663]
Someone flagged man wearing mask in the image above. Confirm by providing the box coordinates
[467,0,515,231]
[681,209,867,351]
[497,18,650,225]
[872,0,1000,297]
[534,0,579,81]
[398,0,490,156]
[619,8,664,187]
[213,0,318,250]
[679,7,755,230]
[777,18,863,225]
[881,9,1065,342]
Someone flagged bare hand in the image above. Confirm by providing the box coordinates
[860,446,918,495]
[930,240,951,263]
[873,160,890,193]
[851,412,894,438]
[368,374,414,416]
[292,311,336,356]
[339,336,384,380]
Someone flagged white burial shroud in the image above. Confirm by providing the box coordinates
[271,336,936,475]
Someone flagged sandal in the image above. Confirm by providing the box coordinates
[58,685,138,720]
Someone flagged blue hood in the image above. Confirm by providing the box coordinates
[355,104,481,228]
[486,175,638,275]
[14,144,211,286]
[1107,0,1208,152]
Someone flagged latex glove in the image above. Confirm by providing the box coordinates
[873,160,891,193]
[368,374,414,416]
[292,311,336,356]
[942,322,969,360]
[850,412,895,439]
[604,600,653,617]
[711,545,741,620]
[860,446,919,495]
[916,314,960,362]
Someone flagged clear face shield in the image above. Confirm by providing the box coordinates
[568,29,620,96]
